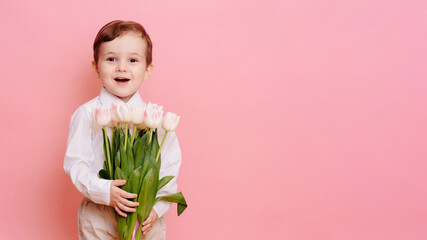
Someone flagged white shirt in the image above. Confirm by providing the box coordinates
[64,87,182,217]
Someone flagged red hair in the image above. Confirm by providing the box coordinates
[93,20,153,65]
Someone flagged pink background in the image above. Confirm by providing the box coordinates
[1,0,426,239]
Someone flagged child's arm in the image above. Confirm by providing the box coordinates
[64,105,111,205]
[64,105,137,214]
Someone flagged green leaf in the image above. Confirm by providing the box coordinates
[132,138,141,156]
[137,169,155,222]
[114,167,141,240]
[134,147,144,169]
[103,160,108,171]
[117,215,127,240]
[112,129,120,167]
[106,132,113,178]
[120,143,130,176]
[139,128,148,138]
[158,176,174,191]
[115,150,121,170]
[134,132,149,168]
[129,166,142,194]
[122,167,141,240]
[114,167,126,180]
[140,147,151,182]
[134,144,144,168]
[124,212,138,240]
[102,130,109,174]
[148,167,159,212]
[151,130,162,169]
[143,163,159,216]
[119,128,125,144]
[114,167,131,192]
[98,169,109,179]
[155,192,187,216]
[150,129,160,158]
[126,138,134,172]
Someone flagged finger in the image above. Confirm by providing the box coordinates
[112,179,126,187]
[143,228,151,235]
[118,202,136,213]
[143,216,153,225]
[142,223,151,231]
[114,206,127,217]
[119,189,138,199]
[143,225,152,235]
[121,198,139,208]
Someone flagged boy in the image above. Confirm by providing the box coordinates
[64,20,182,240]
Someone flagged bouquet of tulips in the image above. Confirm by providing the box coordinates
[93,102,187,240]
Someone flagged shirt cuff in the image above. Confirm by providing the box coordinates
[153,200,171,218]
[89,179,112,206]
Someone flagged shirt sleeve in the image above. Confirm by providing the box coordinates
[63,105,112,205]
[153,130,182,218]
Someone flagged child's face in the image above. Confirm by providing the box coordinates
[93,31,153,102]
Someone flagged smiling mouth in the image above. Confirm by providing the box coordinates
[115,78,130,82]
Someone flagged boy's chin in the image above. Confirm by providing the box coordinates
[103,83,142,102]
[115,92,137,102]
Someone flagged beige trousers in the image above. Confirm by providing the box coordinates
[78,198,166,240]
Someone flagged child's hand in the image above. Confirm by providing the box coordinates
[142,209,159,235]
[110,179,139,217]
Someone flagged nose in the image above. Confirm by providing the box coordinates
[117,61,127,72]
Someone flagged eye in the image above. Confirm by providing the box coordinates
[130,59,138,63]
[107,57,115,62]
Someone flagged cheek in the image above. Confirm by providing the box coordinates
[98,64,113,75]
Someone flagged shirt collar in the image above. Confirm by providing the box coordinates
[99,87,146,107]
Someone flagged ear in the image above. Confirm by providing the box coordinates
[92,61,100,78]
[144,64,154,81]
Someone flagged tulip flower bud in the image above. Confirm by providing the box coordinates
[111,102,134,124]
[121,104,133,123]
[110,102,124,123]
[162,112,180,132]
[144,102,164,129]
[93,106,111,127]
[132,105,145,125]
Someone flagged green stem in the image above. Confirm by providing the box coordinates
[124,122,128,150]
[135,222,143,239]
[103,127,113,179]
[156,131,168,162]
[130,126,138,148]
[148,128,153,144]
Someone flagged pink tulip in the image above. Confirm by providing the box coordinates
[162,112,180,132]
[144,102,163,129]
[132,105,146,126]
[93,106,111,127]
[110,102,123,123]
[111,102,134,123]
[121,104,133,122]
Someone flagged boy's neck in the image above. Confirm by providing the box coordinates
[119,95,132,103]
[102,87,137,103]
